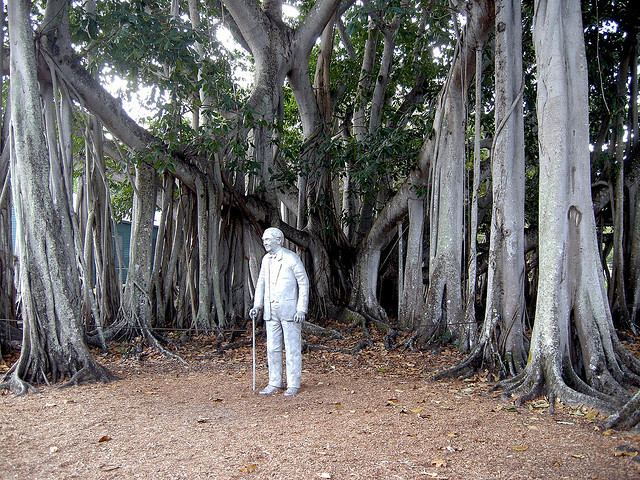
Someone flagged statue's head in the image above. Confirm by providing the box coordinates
[262,227,284,253]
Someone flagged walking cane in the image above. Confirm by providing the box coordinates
[251,312,256,392]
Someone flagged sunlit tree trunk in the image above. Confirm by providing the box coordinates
[498,0,640,413]
[418,0,494,347]
[435,0,527,379]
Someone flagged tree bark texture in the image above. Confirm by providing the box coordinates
[498,0,640,413]
[4,0,112,392]
[419,0,495,345]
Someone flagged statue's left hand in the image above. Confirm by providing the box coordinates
[293,311,306,323]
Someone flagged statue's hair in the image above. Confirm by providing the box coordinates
[263,227,284,244]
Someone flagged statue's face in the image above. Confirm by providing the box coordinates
[262,233,281,254]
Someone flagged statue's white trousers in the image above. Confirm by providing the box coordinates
[265,318,302,389]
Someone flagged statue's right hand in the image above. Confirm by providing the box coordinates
[249,307,260,320]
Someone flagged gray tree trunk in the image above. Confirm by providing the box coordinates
[418,0,494,346]
[498,0,640,413]
[435,0,527,379]
[481,0,527,374]
[122,161,159,337]
[0,0,16,349]
[398,195,425,329]
[3,0,112,393]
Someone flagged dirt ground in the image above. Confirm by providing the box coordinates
[1,330,640,480]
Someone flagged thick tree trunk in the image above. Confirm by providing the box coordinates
[497,0,640,415]
[418,0,495,346]
[3,0,112,393]
[436,0,527,378]
[122,161,158,337]
[398,195,426,329]
[195,174,213,329]
[152,174,175,328]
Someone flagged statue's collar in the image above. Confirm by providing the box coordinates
[269,248,283,261]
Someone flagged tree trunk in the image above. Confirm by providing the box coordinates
[609,36,634,330]
[195,174,213,329]
[462,45,484,353]
[0,0,15,340]
[122,161,158,338]
[342,18,378,242]
[628,37,640,328]
[436,0,527,379]
[398,195,426,329]
[3,0,113,393]
[497,0,640,414]
[418,0,495,347]
[86,116,121,336]
[354,7,405,246]
[629,146,640,326]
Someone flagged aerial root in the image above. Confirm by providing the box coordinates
[603,391,640,431]
[302,321,344,340]
[513,377,544,406]
[58,362,118,389]
[431,344,485,381]
[490,369,526,396]
[0,374,40,396]
[140,324,187,364]
[305,338,373,355]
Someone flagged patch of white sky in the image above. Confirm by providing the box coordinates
[101,74,160,125]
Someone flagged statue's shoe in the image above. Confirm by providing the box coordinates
[258,385,282,395]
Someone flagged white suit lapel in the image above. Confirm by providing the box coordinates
[272,250,283,281]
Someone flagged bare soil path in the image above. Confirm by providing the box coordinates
[1,333,639,479]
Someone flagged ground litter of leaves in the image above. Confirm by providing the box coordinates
[2,329,640,480]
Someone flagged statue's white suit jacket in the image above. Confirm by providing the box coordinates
[253,247,309,320]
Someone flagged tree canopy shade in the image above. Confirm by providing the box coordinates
[1,0,640,429]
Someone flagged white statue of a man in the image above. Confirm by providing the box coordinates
[249,227,309,396]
